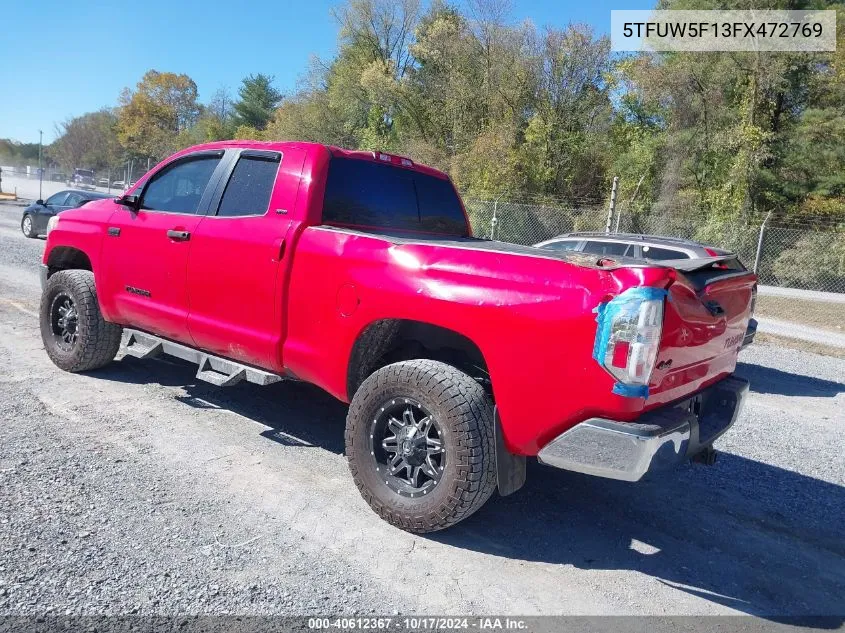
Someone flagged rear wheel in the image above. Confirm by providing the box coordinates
[21,214,36,238]
[40,270,122,372]
[346,359,497,533]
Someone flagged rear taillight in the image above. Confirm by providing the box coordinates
[605,298,663,385]
[593,288,666,398]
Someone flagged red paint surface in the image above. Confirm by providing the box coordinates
[44,141,756,456]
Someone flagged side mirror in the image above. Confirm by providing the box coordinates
[36,199,44,206]
[115,194,139,211]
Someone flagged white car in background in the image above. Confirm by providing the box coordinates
[534,231,734,261]
[535,232,758,348]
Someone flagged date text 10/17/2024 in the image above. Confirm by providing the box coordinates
[308,617,529,630]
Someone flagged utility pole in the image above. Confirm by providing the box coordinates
[38,129,43,201]
[605,176,618,233]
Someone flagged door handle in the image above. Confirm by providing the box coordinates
[107,227,121,237]
[167,230,190,241]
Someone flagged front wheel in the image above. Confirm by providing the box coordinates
[21,214,36,238]
[40,270,122,372]
[346,359,497,533]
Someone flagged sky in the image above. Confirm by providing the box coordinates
[0,0,645,145]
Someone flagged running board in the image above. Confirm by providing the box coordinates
[121,329,284,387]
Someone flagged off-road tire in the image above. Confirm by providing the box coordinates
[40,270,122,372]
[346,359,497,533]
[21,214,36,238]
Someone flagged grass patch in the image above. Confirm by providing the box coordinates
[755,295,845,333]
[753,332,845,359]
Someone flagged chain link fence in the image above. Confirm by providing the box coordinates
[464,197,845,340]
[0,163,149,192]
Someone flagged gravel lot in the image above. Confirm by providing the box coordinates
[0,202,843,622]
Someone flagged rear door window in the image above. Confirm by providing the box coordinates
[216,153,280,217]
[642,246,688,260]
[322,157,467,236]
[582,241,634,257]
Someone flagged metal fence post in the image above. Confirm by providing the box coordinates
[753,211,772,274]
[38,129,43,201]
[491,194,502,240]
[605,176,618,233]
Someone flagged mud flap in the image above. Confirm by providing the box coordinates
[494,406,526,496]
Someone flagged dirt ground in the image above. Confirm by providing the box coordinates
[0,203,843,622]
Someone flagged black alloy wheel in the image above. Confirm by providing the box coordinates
[50,293,79,351]
[370,397,446,498]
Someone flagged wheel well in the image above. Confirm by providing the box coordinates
[347,319,490,399]
[46,247,92,277]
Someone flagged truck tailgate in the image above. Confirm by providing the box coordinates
[646,259,756,407]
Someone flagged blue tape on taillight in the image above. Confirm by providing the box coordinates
[592,286,668,399]
[612,383,650,398]
[592,297,622,366]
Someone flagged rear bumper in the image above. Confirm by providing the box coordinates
[537,375,749,482]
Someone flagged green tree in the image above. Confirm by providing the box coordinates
[49,110,122,173]
[615,0,845,226]
[232,74,283,131]
[0,139,41,165]
[117,70,200,160]
[87,0,843,229]
[516,25,613,199]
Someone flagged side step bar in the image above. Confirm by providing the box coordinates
[121,329,284,388]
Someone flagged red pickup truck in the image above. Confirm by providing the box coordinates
[39,141,754,532]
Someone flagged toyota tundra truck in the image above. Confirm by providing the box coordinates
[38,141,755,532]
